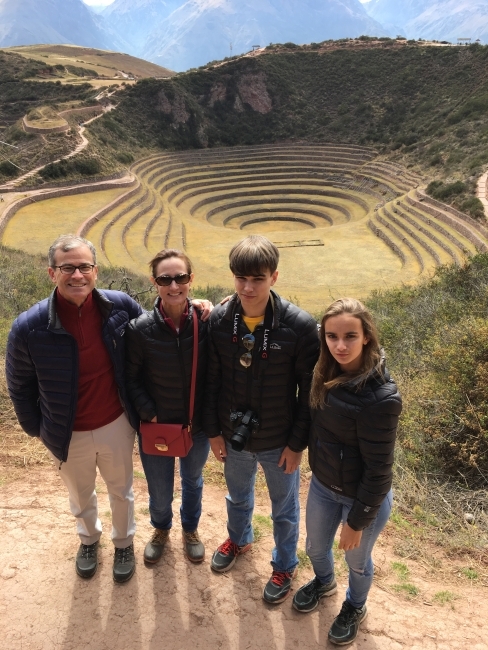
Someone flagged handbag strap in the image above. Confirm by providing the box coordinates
[188,310,199,432]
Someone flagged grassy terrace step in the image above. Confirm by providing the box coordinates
[390,203,461,265]
[396,199,476,258]
[373,211,425,273]
[408,192,488,252]
[184,188,370,214]
[205,199,354,228]
[381,205,449,267]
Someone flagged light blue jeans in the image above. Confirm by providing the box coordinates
[306,475,393,609]
[224,442,300,573]
[139,430,210,532]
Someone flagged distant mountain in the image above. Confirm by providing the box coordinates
[0,0,114,49]
[101,0,182,53]
[364,0,488,42]
[138,0,388,71]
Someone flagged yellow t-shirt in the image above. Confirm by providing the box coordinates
[242,315,264,333]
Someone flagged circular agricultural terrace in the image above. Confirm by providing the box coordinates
[3,143,487,311]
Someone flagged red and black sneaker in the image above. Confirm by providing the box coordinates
[263,568,298,604]
[210,537,252,573]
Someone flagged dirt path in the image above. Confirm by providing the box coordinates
[1,458,486,650]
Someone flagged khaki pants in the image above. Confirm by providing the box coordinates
[50,412,136,548]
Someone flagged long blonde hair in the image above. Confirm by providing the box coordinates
[310,298,382,409]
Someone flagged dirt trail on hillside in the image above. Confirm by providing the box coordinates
[0,459,487,650]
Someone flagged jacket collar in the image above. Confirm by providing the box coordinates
[153,297,193,333]
[47,288,113,331]
[222,289,281,330]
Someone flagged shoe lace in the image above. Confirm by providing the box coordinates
[336,601,360,627]
[184,531,200,544]
[152,529,168,543]
[271,570,292,587]
[115,545,134,564]
[81,543,97,559]
[218,538,239,556]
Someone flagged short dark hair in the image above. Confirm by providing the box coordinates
[149,249,193,278]
[229,235,279,276]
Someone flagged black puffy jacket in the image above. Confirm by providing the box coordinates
[203,291,319,452]
[308,366,402,531]
[125,299,208,432]
[5,289,143,462]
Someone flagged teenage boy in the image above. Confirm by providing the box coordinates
[204,235,319,604]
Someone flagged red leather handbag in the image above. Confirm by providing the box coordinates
[139,312,198,457]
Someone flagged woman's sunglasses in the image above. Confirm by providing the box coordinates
[155,273,191,286]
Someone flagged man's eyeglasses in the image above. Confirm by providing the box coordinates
[53,264,96,275]
[240,334,255,368]
[155,273,191,286]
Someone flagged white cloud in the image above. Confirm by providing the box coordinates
[82,0,115,6]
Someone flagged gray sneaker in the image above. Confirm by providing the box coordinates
[113,543,135,583]
[75,541,99,579]
[292,576,338,612]
[328,600,368,646]
[144,528,170,564]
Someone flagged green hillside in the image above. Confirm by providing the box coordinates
[86,40,488,215]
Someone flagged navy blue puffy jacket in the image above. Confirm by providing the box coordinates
[5,289,143,462]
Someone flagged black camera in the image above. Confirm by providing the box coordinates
[229,410,259,452]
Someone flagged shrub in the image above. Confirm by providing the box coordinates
[116,152,135,164]
[73,158,101,175]
[0,161,18,177]
[459,196,485,219]
[427,180,466,200]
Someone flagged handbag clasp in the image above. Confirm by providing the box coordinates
[155,443,169,451]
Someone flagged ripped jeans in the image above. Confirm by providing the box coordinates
[305,475,393,609]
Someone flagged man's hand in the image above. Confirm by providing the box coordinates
[209,435,227,463]
[338,523,362,551]
[278,446,302,474]
[192,299,213,322]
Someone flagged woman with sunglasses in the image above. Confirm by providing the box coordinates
[125,249,210,564]
[292,298,402,646]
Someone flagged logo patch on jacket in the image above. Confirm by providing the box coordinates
[270,342,281,350]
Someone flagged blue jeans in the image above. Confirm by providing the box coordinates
[223,442,300,573]
[306,475,393,609]
[139,430,210,532]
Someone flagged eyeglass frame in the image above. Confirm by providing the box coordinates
[154,273,192,286]
[52,264,96,275]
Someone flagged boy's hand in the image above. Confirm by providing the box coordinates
[278,446,302,474]
[209,435,227,462]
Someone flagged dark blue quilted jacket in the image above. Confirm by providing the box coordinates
[5,289,143,462]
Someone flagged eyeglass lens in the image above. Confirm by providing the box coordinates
[155,274,191,286]
[58,265,94,274]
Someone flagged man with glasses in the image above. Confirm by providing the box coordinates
[6,234,144,583]
[204,235,319,604]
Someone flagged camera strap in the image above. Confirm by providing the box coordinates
[230,297,274,413]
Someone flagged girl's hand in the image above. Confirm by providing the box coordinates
[339,523,362,551]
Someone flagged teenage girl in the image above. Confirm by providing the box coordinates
[292,298,402,646]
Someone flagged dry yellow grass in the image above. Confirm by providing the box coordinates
[24,105,68,129]
[2,187,129,256]
[4,44,174,80]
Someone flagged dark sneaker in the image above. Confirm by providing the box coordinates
[292,576,338,612]
[263,568,298,604]
[113,543,135,583]
[210,538,252,573]
[144,528,170,564]
[328,600,368,646]
[182,529,205,563]
[75,541,99,579]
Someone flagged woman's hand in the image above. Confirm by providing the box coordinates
[339,523,362,551]
[209,435,227,463]
[191,299,213,321]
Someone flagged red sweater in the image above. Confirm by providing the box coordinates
[56,290,123,431]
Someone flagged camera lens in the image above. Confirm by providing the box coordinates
[230,423,251,451]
